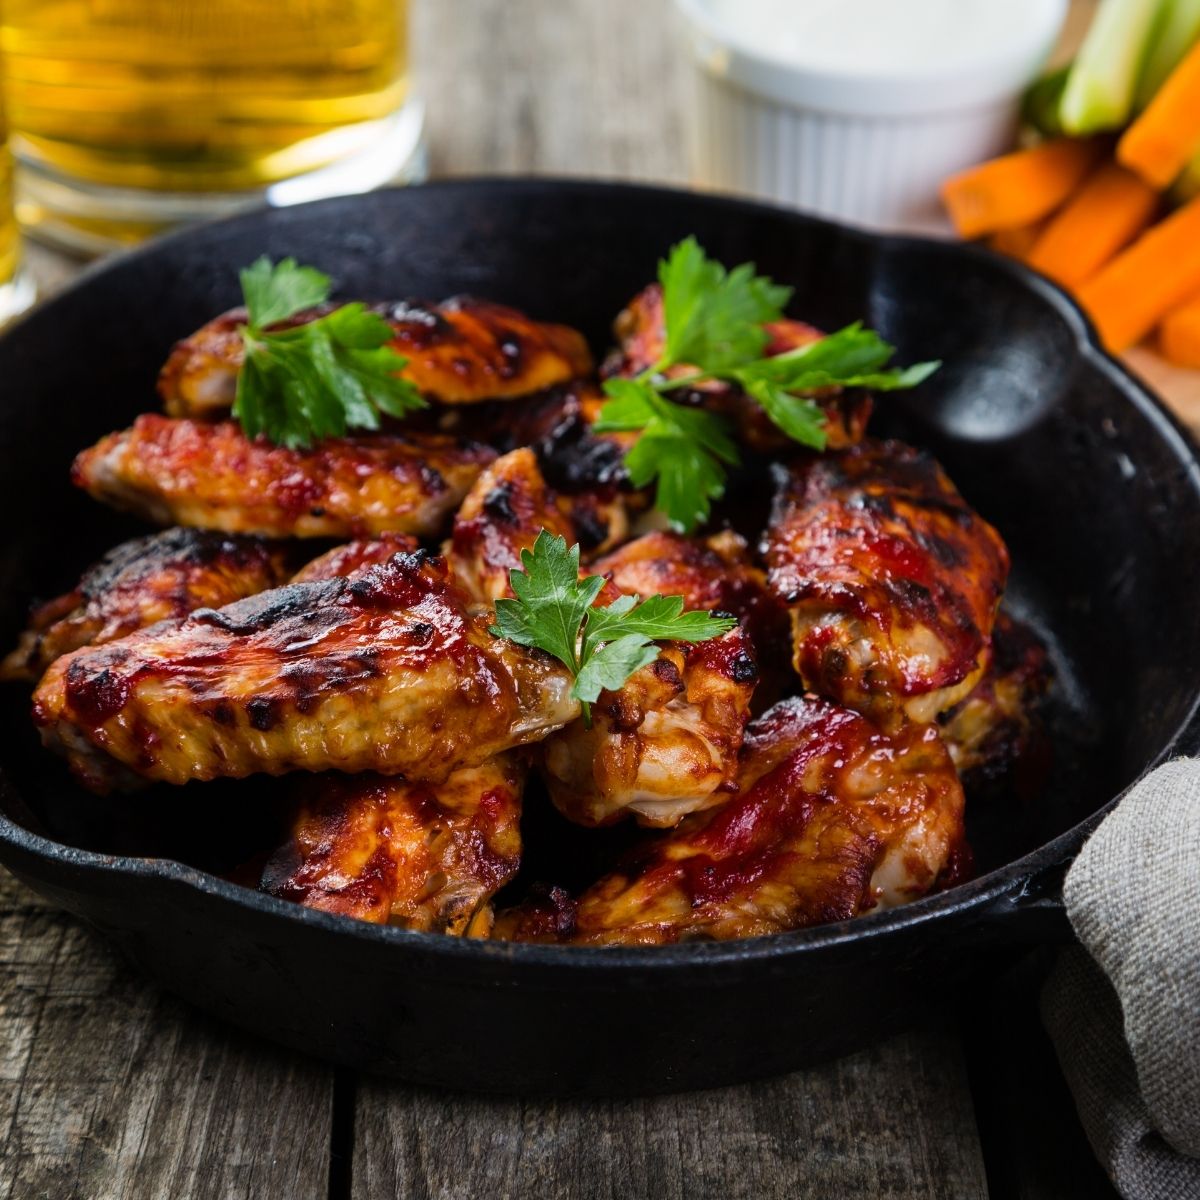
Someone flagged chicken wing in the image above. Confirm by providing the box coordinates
[72,415,495,538]
[261,755,525,934]
[33,550,578,793]
[939,612,1052,792]
[602,283,872,452]
[446,447,576,606]
[158,297,594,419]
[291,533,418,583]
[498,695,966,944]
[1,528,290,683]
[764,440,1009,730]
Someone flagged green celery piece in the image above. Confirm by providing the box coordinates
[1060,0,1165,133]
[1170,146,1200,201]
[1023,65,1071,137]
[1136,0,1200,109]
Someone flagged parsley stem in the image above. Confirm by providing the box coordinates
[655,371,712,393]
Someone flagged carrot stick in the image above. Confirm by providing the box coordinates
[1118,40,1200,188]
[1026,162,1160,287]
[988,219,1049,259]
[941,139,1105,239]
[1076,194,1200,351]
[1160,293,1200,367]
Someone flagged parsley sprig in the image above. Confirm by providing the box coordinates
[490,531,736,722]
[233,257,426,449]
[595,238,940,533]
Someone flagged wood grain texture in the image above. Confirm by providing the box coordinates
[0,870,333,1200]
[351,1032,989,1200]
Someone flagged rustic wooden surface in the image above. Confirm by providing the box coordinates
[2,0,1185,1195]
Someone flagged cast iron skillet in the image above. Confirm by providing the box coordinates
[1,180,1199,1096]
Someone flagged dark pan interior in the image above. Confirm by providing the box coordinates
[2,180,1199,897]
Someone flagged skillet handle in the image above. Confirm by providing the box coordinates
[975,860,1075,945]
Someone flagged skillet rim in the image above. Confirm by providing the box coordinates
[2,175,1199,970]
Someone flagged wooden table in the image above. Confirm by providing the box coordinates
[3,1,1189,1195]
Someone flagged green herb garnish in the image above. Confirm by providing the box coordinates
[594,237,939,533]
[233,257,426,449]
[489,531,736,722]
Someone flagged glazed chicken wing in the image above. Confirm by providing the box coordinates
[498,695,966,944]
[261,755,525,934]
[602,283,872,452]
[73,415,495,538]
[291,532,418,584]
[764,440,1009,730]
[33,551,578,793]
[1,528,290,683]
[158,297,593,419]
[446,447,576,606]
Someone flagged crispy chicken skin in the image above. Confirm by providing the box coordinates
[291,533,419,584]
[72,415,495,539]
[447,448,576,606]
[261,755,525,934]
[602,282,872,452]
[498,695,966,945]
[939,612,1051,790]
[1,528,290,683]
[158,297,594,418]
[764,440,1010,731]
[593,530,791,670]
[33,551,578,793]
[541,630,758,828]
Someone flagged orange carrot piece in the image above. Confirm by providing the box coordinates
[1026,162,1160,287]
[988,219,1048,259]
[1118,40,1200,189]
[1160,293,1200,368]
[1076,194,1200,351]
[941,139,1104,239]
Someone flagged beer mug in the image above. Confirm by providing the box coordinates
[1,0,425,254]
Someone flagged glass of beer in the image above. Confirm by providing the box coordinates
[0,0,424,255]
[0,92,34,322]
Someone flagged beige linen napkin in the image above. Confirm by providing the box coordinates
[1041,758,1200,1200]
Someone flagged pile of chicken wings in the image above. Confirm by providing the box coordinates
[3,282,1050,945]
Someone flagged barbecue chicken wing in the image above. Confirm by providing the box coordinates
[602,283,872,452]
[33,551,578,793]
[446,447,576,606]
[764,440,1009,731]
[292,533,418,583]
[73,415,495,538]
[939,612,1051,793]
[261,755,525,934]
[1,528,290,683]
[498,695,966,944]
[593,529,791,676]
[158,297,593,418]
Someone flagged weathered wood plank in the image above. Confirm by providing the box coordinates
[0,869,334,1200]
[351,1031,989,1200]
[413,0,688,184]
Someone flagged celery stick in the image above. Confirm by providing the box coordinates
[1060,0,1166,133]
[1023,65,1071,136]
[1136,0,1200,109]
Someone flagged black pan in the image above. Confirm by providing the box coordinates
[1,180,1198,1096]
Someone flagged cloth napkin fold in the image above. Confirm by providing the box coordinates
[1041,758,1200,1200]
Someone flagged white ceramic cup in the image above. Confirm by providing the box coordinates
[676,0,1068,234]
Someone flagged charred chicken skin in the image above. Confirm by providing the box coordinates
[261,755,525,935]
[73,415,495,539]
[33,551,578,793]
[764,440,1010,731]
[158,297,594,419]
[291,533,419,584]
[602,282,872,452]
[1,528,290,683]
[498,695,966,945]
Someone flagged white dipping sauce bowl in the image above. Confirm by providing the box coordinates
[676,0,1068,233]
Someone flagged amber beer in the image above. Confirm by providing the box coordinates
[0,97,33,321]
[0,0,414,248]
